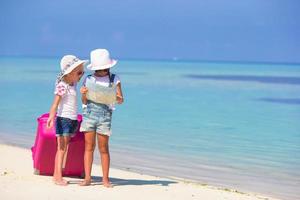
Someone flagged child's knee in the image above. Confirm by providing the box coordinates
[57,139,68,151]
[85,141,95,152]
[57,144,67,152]
[99,144,109,154]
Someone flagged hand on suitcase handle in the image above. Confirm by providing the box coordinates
[47,117,54,129]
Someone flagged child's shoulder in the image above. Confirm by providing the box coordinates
[83,74,93,82]
[111,73,119,79]
[112,74,121,84]
[84,74,120,85]
[56,80,68,88]
[55,81,68,96]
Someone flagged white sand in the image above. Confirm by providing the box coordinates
[0,144,279,200]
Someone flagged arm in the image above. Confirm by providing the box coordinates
[80,86,88,105]
[116,82,124,104]
[46,95,61,128]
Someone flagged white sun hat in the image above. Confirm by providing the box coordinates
[87,49,117,70]
[60,55,88,76]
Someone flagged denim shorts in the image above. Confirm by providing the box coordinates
[55,116,78,137]
[80,101,112,136]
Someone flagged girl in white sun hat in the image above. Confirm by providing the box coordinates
[47,55,87,186]
[79,49,124,187]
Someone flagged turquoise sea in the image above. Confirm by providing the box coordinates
[0,57,299,200]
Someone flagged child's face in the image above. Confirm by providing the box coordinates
[67,64,84,83]
[95,69,109,77]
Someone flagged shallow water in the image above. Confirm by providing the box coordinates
[0,57,299,199]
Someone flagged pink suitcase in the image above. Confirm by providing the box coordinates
[31,113,85,177]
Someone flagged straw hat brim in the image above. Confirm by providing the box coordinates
[87,59,117,71]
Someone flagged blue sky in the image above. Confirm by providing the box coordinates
[0,0,299,63]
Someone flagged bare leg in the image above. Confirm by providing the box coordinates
[97,134,112,187]
[80,131,96,186]
[53,136,70,186]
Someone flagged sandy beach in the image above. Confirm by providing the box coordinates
[0,144,279,200]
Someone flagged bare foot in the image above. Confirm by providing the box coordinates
[54,179,68,186]
[103,181,113,188]
[79,179,91,186]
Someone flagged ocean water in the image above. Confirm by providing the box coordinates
[0,57,299,199]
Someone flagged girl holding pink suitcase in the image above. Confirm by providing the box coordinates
[47,55,87,186]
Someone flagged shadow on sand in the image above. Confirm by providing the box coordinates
[68,176,177,187]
